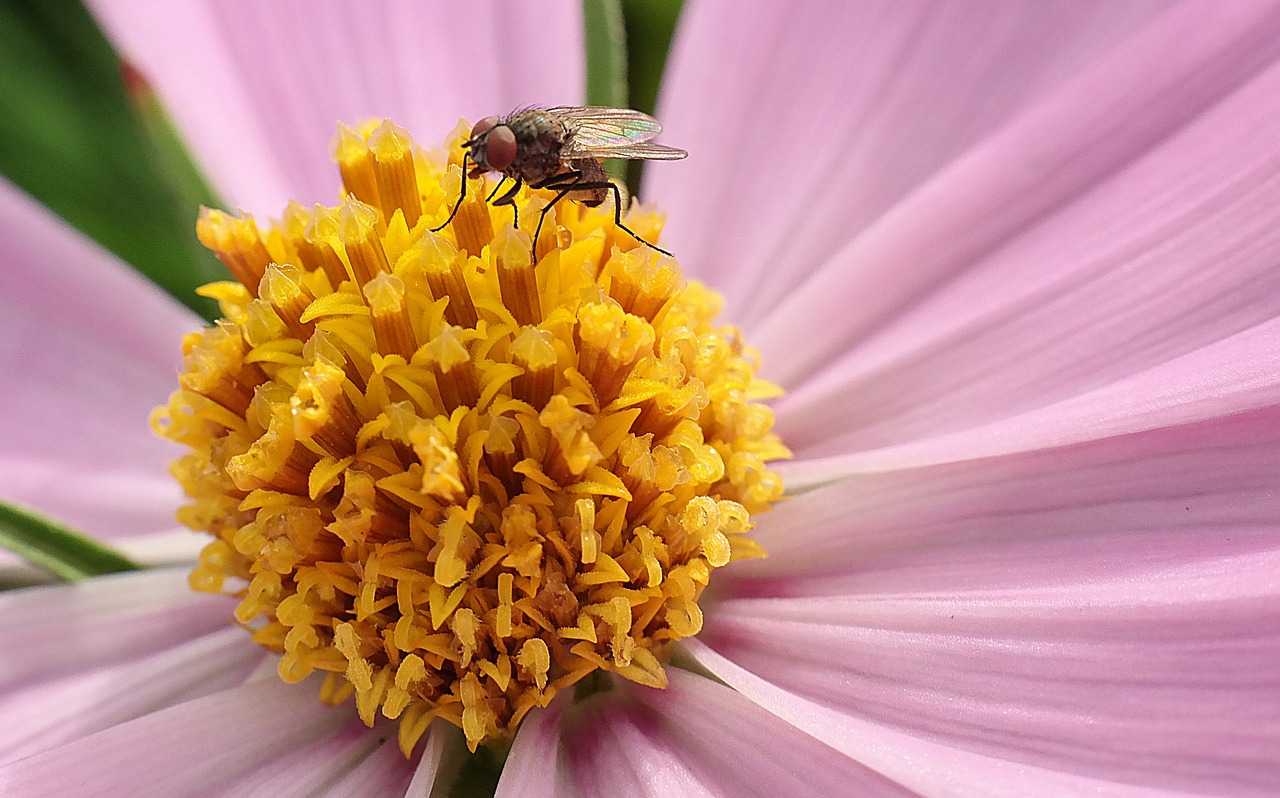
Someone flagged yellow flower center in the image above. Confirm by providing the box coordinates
[152,118,789,754]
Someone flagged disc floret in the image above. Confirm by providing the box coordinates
[155,119,788,753]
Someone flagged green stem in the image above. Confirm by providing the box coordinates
[583,0,629,183]
[0,499,141,581]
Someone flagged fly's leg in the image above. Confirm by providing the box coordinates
[490,177,523,229]
[560,179,675,257]
[527,173,675,260]
[528,170,587,259]
[486,177,509,203]
[429,154,471,234]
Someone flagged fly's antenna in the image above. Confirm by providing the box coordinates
[429,151,470,234]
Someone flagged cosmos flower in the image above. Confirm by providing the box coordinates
[3,1,1280,795]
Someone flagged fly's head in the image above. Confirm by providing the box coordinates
[464,116,517,176]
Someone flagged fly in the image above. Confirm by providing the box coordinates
[430,106,688,256]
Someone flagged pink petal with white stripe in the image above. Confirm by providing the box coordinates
[686,639,1200,798]
[495,703,575,798]
[401,723,451,798]
[769,16,1280,461]
[220,716,416,798]
[0,626,261,765]
[0,569,234,685]
[697,557,1280,796]
[0,678,355,797]
[782,312,1280,485]
[650,0,1171,314]
[633,669,916,797]
[742,404,1280,597]
[87,0,584,214]
[696,460,1280,796]
[0,179,197,540]
[499,671,911,797]
[753,3,1280,428]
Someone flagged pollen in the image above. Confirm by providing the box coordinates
[153,119,789,754]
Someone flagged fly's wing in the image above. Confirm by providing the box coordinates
[572,141,688,160]
[551,106,661,144]
[551,106,688,161]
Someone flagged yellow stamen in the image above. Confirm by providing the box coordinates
[154,118,789,755]
[299,204,351,289]
[338,198,389,287]
[423,325,479,412]
[493,225,541,326]
[447,171,495,258]
[604,246,682,321]
[368,120,422,228]
[364,273,417,359]
[404,231,478,329]
[510,326,556,410]
[196,209,273,295]
[260,263,317,339]
[331,122,381,209]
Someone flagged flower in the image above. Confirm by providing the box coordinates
[3,1,1280,795]
[164,120,788,754]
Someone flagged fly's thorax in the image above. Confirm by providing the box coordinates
[504,109,570,185]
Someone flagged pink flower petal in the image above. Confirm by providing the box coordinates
[685,639,1199,797]
[112,530,208,567]
[0,568,235,685]
[84,0,291,215]
[0,678,354,796]
[781,313,1280,485]
[531,691,719,797]
[495,703,573,798]
[319,728,422,797]
[87,0,585,214]
[0,179,198,540]
[0,566,420,794]
[402,723,451,797]
[753,3,1280,420]
[740,404,1280,597]
[633,669,916,797]
[697,545,1280,795]
[698,395,1280,795]
[649,0,1171,313]
[499,688,722,797]
[500,672,912,797]
[0,626,261,765]
[222,717,415,797]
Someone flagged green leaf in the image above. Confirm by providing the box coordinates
[621,0,684,196]
[621,0,683,119]
[583,0,629,109]
[126,61,227,265]
[582,0,628,183]
[0,499,141,581]
[0,0,226,321]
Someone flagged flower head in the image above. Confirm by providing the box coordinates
[154,119,786,752]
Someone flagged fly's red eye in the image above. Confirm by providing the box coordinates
[470,116,500,141]
[484,125,517,171]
